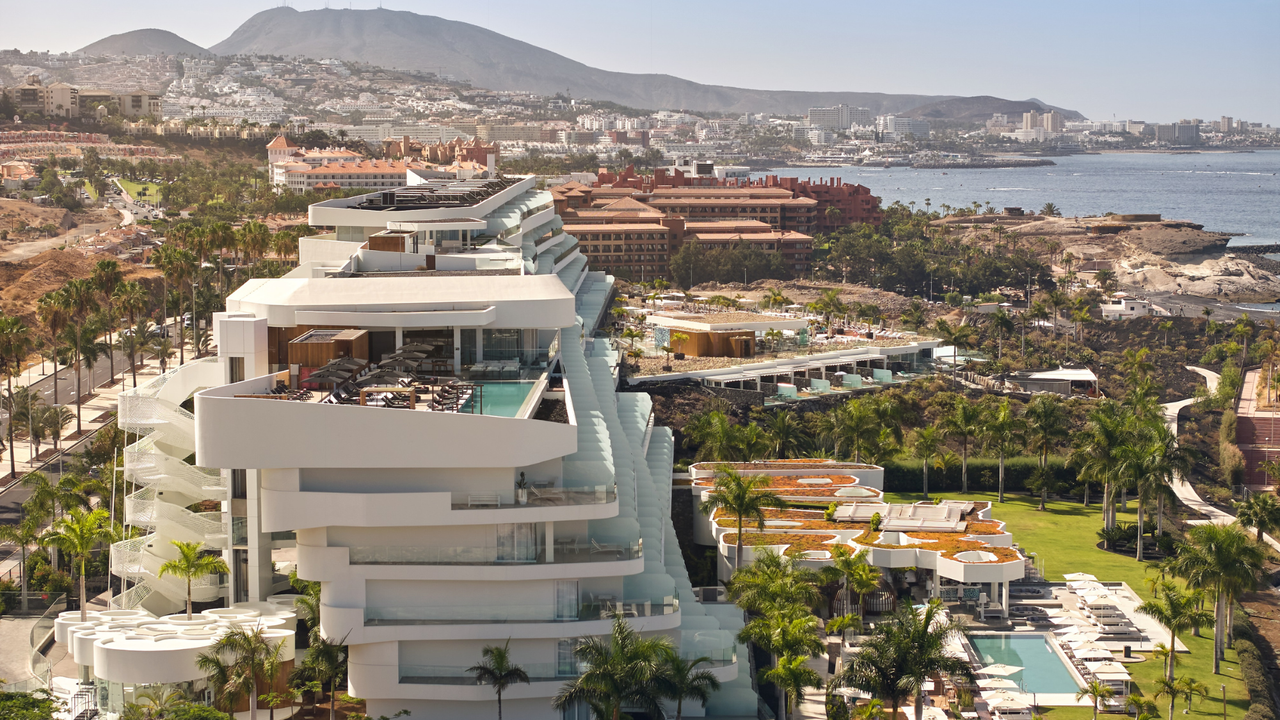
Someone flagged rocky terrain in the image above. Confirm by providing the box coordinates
[939,214,1280,301]
[0,249,159,335]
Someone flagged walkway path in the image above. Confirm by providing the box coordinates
[1161,366,1280,552]
[795,651,831,720]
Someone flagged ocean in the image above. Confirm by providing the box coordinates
[754,149,1280,246]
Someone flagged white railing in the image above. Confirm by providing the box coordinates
[109,582,152,610]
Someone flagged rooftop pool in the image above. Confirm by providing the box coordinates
[969,633,1080,694]
[476,381,537,417]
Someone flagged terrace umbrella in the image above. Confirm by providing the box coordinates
[306,369,354,383]
[378,359,420,371]
[397,343,438,353]
[388,351,428,359]
[985,696,1032,710]
[1064,572,1098,581]
[977,664,1024,677]
[1086,661,1129,677]
[1069,640,1111,651]
[1073,648,1114,660]
[358,370,415,385]
[977,678,1021,690]
[322,357,365,369]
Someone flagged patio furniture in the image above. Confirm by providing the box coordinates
[468,494,501,508]
[531,486,566,504]
[590,538,624,559]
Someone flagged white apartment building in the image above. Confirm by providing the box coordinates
[875,115,931,141]
[807,104,873,131]
[108,174,751,719]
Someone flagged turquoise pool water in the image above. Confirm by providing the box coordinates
[476,381,536,417]
[969,634,1080,694]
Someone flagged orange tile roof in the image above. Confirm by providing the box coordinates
[296,160,421,175]
[266,135,299,149]
[565,224,673,232]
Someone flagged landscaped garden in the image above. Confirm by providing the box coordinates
[885,490,1252,720]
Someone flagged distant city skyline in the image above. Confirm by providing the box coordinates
[3,0,1277,124]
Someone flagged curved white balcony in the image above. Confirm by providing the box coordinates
[296,541,644,583]
[261,485,618,532]
[321,599,682,643]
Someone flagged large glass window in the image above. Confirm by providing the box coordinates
[496,523,536,563]
[483,328,522,361]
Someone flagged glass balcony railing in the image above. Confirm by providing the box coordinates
[399,643,734,685]
[450,485,616,510]
[364,595,678,626]
[347,538,640,566]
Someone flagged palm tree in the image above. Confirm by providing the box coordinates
[738,602,825,720]
[1136,582,1213,682]
[933,319,977,381]
[112,282,149,388]
[982,398,1025,503]
[760,288,792,311]
[729,550,823,613]
[0,313,32,478]
[22,469,88,524]
[240,220,272,263]
[766,410,809,459]
[1075,679,1115,720]
[760,654,823,720]
[40,507,115,621]
[92,259,123,383]
[0,511,42,612]
[685,411,740,462]
[1233,491,1280,543]
[910,426,944,500]
[148,334,176,373]
[1174,676,1211,716]
[197,625,286,720]
[700,466,788,570]
[61,278,99,435]
[158,540,230,620]
[1166,522,1266,672]
[38,292,70,412]
[552,615,672,720]
[1118,348,1155,381]
[657,648,722,720]
[467,639,530,720]
[1024,394,1068,506]
[940,399,984,493]
[833,601,971,720]
[829,546,880,617]
[990,308,1015,363]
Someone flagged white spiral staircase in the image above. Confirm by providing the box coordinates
[111,359,226,613]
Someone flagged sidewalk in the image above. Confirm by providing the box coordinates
[1162,366,1280,552]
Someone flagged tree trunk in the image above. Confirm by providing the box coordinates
[1213,592,1224,674]
[1135,499,1145,561]
[187,577,193,620]
[20,544,28,613]
[998,452,1005,503]
[250,679,258,720]
[922,460,929,501]
[74,330,83,434]
[736,515,744,571]
[1168,627,1177,682]
[961,442,968,493]
[79,561,87,622]
[5,374,14,478]
[915,689,925,720]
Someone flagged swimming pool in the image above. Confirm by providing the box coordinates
[969,633,1081,694]
[476,381,537,417]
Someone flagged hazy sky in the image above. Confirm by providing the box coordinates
[4,0,1278,123]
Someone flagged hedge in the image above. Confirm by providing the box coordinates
[1234,616,1278,720]
[880,456,1073,494]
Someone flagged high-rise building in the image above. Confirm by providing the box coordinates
[1041,110,1064,133]
[807,104,870,131]
[109,175,748,720]
[875,115,931,140]
[1022,111,1041,131]
[1221,116,1234,133]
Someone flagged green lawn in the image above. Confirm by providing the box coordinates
[117,178,162,203]
[882,490,1249,720]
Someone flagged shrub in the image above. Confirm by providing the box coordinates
[1221,409,1238,444]
[1219,443,1246,485]
[824,503,838,522]
[825,615,861,636]
[826,693,851,720]
[869,512,882,531]
[881,456,1072,494]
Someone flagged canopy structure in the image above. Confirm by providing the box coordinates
[977,664,1024,677]
[1064,572,1098,581]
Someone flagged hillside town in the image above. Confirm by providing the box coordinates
[0,12,1277,720]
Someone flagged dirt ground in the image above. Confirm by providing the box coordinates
[685,278,924,317]
[0,198,77,236]
[0,248,160,334]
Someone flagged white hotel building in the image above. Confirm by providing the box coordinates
[106,174,753,719]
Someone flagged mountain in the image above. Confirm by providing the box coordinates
[903,96,1086,123]
[77,29,209,57]
[211,8,960,116]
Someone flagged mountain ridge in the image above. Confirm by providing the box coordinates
[77,29,210,57]
[209,8,1069,117]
